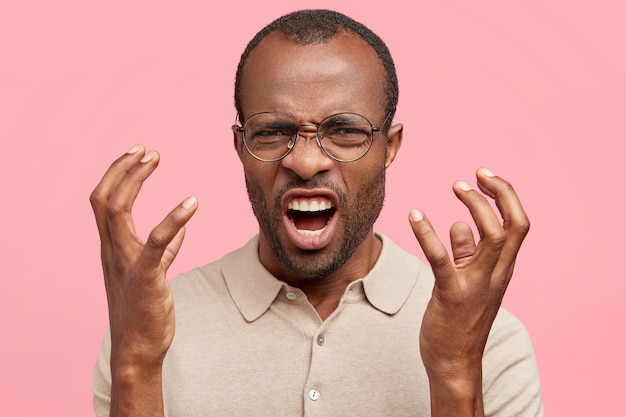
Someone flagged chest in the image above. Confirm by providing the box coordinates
[162,297,430,416]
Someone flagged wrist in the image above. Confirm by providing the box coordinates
[430,380,484,417]
[110,338,169,372]
[110,361,165,417]
[427,369,484,417]
[112,359,163,384]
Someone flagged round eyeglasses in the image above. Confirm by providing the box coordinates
[235,112,387,162]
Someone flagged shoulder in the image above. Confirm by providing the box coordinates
[488,308,535,350]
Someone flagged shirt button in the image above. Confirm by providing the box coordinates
[286,292,296,300]
[316,334,326,346]
[308,388,320,401]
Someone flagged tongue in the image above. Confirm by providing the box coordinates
[292,211,331,231]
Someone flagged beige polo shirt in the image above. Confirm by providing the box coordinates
[93,233,543,416]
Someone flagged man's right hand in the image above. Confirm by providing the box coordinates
[90,145,198,416]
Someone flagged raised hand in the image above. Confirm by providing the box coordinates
[408,168,530,416]
[90,145,198,416]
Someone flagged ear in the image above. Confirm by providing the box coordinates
[232,125,245,162]
[384,123,403,168]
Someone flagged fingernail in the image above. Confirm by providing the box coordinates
[409,209,423,222]
[140,150,156,163]
[456,180,472,191]
[182,196,197,210]
[127,144,140,154]
[480,167,496,177]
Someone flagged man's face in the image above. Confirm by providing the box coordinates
[234,31,402,281]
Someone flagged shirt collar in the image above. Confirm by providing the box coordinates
[221,236,284,322]
[361,233,422,315]
[221,233,422,322]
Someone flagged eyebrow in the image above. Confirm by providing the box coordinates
[261,121,295,129]
[324,116,360,125]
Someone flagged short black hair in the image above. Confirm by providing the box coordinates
[234,9,398,130]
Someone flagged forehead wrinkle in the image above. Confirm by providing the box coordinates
[259,76,384,124]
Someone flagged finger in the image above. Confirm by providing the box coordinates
[475,168,530,281]
[408,209,456,289]
[475,169,530,251]
[137,196,199,278]
[90,145,146,253]
[105,150,161,249]
[475,168,497,199]
[475,168,530,241]
[452,180,506,269]
[162,227,186,271]
[449,221,476,264]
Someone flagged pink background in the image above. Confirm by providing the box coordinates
[1,1,624,415]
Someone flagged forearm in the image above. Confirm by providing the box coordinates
[110,363,165,417]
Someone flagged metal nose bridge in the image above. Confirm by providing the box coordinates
[287,123,324,151]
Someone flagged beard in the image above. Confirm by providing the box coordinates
[245,168,386,280]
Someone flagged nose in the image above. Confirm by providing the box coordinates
[280,128,334,180]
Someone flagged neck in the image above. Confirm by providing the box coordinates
[270,233,383,321]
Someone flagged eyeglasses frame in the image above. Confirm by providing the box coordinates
[235,111,390,163]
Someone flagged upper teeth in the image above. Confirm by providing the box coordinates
[288,197,333,212]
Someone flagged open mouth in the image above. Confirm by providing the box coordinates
[287,196,336,236]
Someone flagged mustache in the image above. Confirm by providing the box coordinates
[244,174,344,199]
[274,177,345,206]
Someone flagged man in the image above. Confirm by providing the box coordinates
[91,9,542,417]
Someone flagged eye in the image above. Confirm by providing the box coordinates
[321,114,371,138]
[322,122,370,141]
[330,127,368,136]
[247,120,295,141]
[255,129,290,137]
[252,128,293,144]
[320,115,372,151]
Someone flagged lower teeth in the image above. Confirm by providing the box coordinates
[297,228,324,236]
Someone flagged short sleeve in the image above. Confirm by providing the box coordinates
[482,309,544,417]
[92,328,112,417]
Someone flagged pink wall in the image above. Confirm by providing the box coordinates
[1,1,624,415]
